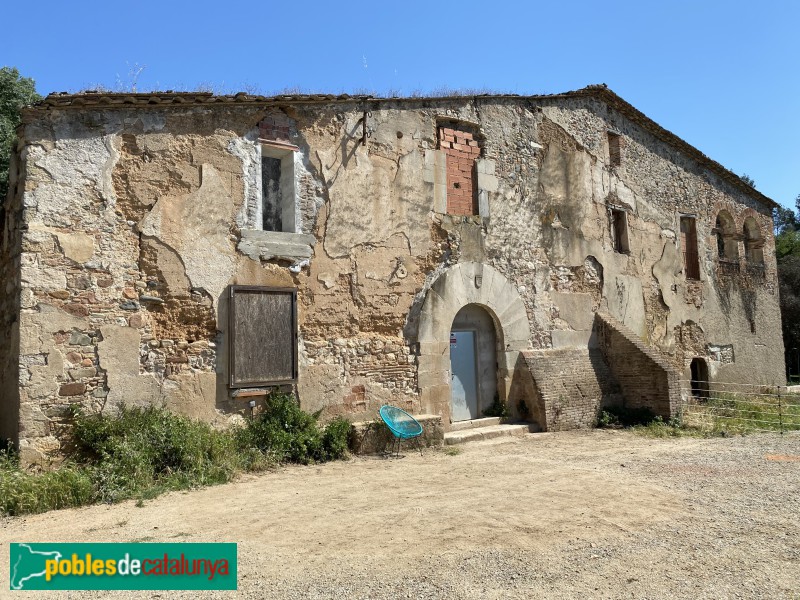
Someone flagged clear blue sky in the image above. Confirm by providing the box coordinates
[2,0,797,210]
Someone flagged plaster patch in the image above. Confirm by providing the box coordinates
[138,163,236,307]
[56,232,95,264]
[98,325,161,407]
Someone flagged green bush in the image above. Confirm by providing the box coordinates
[72,405,241,503]
[238,393,350,464]
[321,417,352,460]
[482,395,508,419]
[1,396,351,516]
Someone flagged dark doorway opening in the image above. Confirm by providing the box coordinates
[690,357,709,400]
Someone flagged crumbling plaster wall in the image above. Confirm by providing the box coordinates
[12,102,455,459]
[10,93,783,458]
[12,106,290,461]
[536,96,783,386]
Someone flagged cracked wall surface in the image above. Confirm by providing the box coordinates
[3,91,784,461]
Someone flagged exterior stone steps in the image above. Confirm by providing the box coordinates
[523,347,623,430]
[444,423,530,445]
[448,416,501,432]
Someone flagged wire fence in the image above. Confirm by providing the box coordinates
[679,380,800,434]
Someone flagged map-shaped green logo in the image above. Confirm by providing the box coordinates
[10,544,62,590]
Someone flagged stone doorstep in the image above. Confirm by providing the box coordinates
[444,423,532,446]
[449,416,501,431]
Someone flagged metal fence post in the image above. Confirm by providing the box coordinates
[778,385,783,435]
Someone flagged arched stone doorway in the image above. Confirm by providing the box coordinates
[450,304,497,421]
[416,262,531,428]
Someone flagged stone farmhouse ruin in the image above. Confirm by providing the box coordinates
[0,84,784,461]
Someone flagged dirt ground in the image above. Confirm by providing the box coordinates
[2,429,799,599]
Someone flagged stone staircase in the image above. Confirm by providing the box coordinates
[517,311,681,430]
[522,347,623,430]
[444,417,533,445]
[593,310,681,418]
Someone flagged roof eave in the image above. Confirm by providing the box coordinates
[23,86,779,211]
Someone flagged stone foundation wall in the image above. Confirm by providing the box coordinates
[349,414,443,454]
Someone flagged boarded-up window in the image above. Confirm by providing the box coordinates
[229,286,297,387]
[680,216,701,280]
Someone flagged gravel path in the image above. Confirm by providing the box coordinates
[2,429,798,599]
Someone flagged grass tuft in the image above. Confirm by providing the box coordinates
[682,392,800,435]
[598,391,800,438]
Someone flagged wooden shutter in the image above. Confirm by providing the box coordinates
[229,286,297,387]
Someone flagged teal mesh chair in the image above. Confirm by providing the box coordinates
[379,405,424,457]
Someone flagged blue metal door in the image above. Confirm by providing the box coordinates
[450,330,478,421]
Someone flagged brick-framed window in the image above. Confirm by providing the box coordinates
[439,125,481,215]
[258,116,299,233]
[680,215,701,280]
[229,286,298,387]
[714,210,738,263]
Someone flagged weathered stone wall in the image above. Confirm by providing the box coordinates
[0,139,24,446]
[7,90,783,459]
[537,96,783,386]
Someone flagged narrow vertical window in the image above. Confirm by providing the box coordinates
[680,216,700,280]
[261,156,283,231]
[260,144,297,233]
[611,208,630,253]
[607,131,621,167]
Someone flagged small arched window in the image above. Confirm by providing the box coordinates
[714,211,738,262]
[743,217,764,266]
